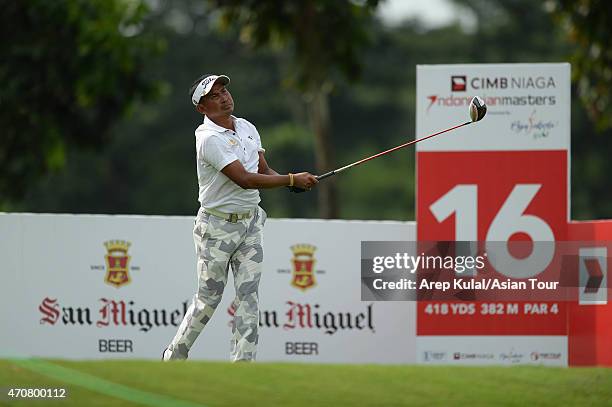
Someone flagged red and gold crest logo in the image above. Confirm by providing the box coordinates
[103,240,132,288]
[291,244,317,291]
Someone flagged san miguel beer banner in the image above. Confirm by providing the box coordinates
[0,213,416,364]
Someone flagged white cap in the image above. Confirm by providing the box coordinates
[191,74,230,106]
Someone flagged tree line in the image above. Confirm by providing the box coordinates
[2,0,611,220]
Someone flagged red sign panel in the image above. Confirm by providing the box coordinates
[417,150,567,335]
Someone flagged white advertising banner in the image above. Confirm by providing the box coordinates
[0,213,416,364]
[416,63,571,152]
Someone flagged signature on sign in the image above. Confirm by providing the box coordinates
[510,110,557,139]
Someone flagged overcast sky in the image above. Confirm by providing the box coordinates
[377,0,473,29]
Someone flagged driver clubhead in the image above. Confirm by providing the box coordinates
[469,96,487,122]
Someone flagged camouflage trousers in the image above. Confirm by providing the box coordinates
[166,206,266,362]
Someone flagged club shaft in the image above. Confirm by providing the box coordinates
[316,121,472,180]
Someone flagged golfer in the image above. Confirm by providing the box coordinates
[163,74,318,362]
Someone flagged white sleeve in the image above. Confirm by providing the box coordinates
[255,127,265,153]
[202,135,239,172]
[243,119,265,153]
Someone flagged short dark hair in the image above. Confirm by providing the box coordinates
[188,74,211,105]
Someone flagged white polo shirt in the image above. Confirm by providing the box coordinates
[195,115,264,213]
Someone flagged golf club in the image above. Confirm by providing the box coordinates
[315,96,487,181]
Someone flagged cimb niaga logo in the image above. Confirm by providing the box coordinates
[451,75,467,92]
[453,352,494,361]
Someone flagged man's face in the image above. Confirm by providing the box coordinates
[198,82,234,118]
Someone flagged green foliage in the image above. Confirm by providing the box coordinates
[258,123,318,217]
[206,0,383,218]
[0,0,163,204]
[548,0,612,131]
[451,0,573,62]
[569,97,612,219]
[19,10,308,216]
[7,0,612,220]
[449,0,612,219]
[209,0,380,91]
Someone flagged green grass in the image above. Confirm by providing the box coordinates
[1,359,611,406]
